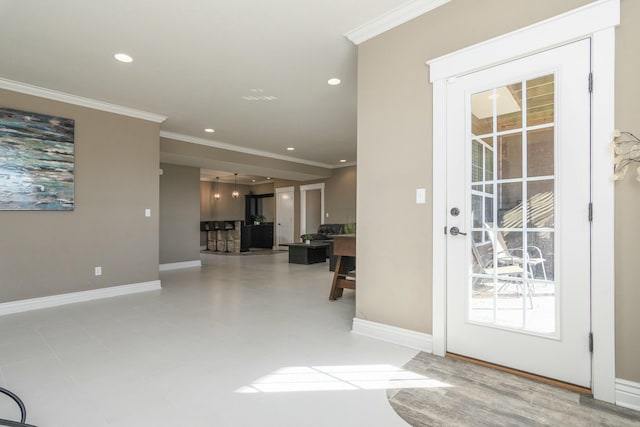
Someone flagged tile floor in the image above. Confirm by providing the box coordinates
[0,252,418,426]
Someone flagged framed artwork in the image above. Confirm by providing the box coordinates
[0,107,75,210]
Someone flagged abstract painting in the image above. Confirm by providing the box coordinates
[0,107,75,210]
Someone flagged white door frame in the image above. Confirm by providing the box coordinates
[299,183,325,235]
[275,186,295,248]
[428,0,618,402]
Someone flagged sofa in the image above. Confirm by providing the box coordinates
[305,223,345,241]
[303,224,354,271]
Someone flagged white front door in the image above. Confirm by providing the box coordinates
[276,187,294,247]
[446,40,592,387]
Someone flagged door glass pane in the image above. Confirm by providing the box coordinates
[497,133,523,180]
[527,75,554,126]
[527,127,554,177]
[527,231,554,281]
[472,140,484,183]
[472,195,483,228]
[495,278,525,328]
[471,89,494,135]
[497,182,522,228]
[524,230,555,333]
[496,82,523,131]
[527,180,554,228]
[468,73,557,336]
[484,145,494,181]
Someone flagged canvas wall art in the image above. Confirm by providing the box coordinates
[0,107,75,210]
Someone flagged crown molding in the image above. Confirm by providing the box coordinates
[160,131,335,169]
[333,161,357,168]
[0,77,167,123]
[345,0,450,45]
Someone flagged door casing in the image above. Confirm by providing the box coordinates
[300,183,325,235]
[428,0,618,402]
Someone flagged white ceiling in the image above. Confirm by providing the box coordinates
[0,0,412,169]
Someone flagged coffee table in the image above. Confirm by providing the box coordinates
[285,242,329,264]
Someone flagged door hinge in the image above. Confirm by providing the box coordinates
[588,72,593,93]
[444,226,447,235]
[589,332,594,353]
[588,202,593,222]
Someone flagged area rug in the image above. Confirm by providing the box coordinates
[387,352,640,426]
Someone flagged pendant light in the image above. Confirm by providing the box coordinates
[232,173,240,199]
[214,177,220,200]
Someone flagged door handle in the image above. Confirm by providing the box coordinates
[449,226,467,236]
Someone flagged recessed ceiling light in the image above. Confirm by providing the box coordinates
[339,159,347,163]
[267,177,271,180]
[286,147,295,151]
[205,128,215,133]
[328,78,341,86]
[114,53,133,63]
[252,179,256,182]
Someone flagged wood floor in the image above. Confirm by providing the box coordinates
[388,352,640,426]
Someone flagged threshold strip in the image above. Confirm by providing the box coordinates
[446,352,592,395]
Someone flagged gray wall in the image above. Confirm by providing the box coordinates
[614,0,640,383]
[273,165,357,239]
[356,0,639,382]
[324,166,357,223]
[160,163,201,264]
[200,181,250,220]
[305,189,322,234]
[0,88,160,303]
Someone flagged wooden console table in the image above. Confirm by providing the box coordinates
[329,234,356,300]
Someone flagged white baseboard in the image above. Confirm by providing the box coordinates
[352,318,433,353]
[0,280,162,316]
[616,378,640,411]
[159,260,202,271]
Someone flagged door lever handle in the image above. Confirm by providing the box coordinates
[449,226,467,236]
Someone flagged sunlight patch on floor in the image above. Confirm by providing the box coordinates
[235,364,453,393]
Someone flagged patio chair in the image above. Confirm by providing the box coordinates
[472,240,534,308]
[483,223,548,281]
[0,387,37,427]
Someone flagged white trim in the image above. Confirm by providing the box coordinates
[333,161,357,168]
[590,27,617,404]
[0,78,167,123]
[427,0,620,82]
[352,318,433,352]
[160,131,334,169]
[345,0,450,45]
[159,260,202,271]
[0,280,161,316]
[429,0,619,403]
[431,79,447,357]
[299,183,325,235]
[616,379,640,411]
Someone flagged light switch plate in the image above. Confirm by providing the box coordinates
[95,266,102,276]
[416,188,426,204]
[145,209,151,217]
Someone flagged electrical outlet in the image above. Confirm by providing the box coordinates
[95,266,102,276]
